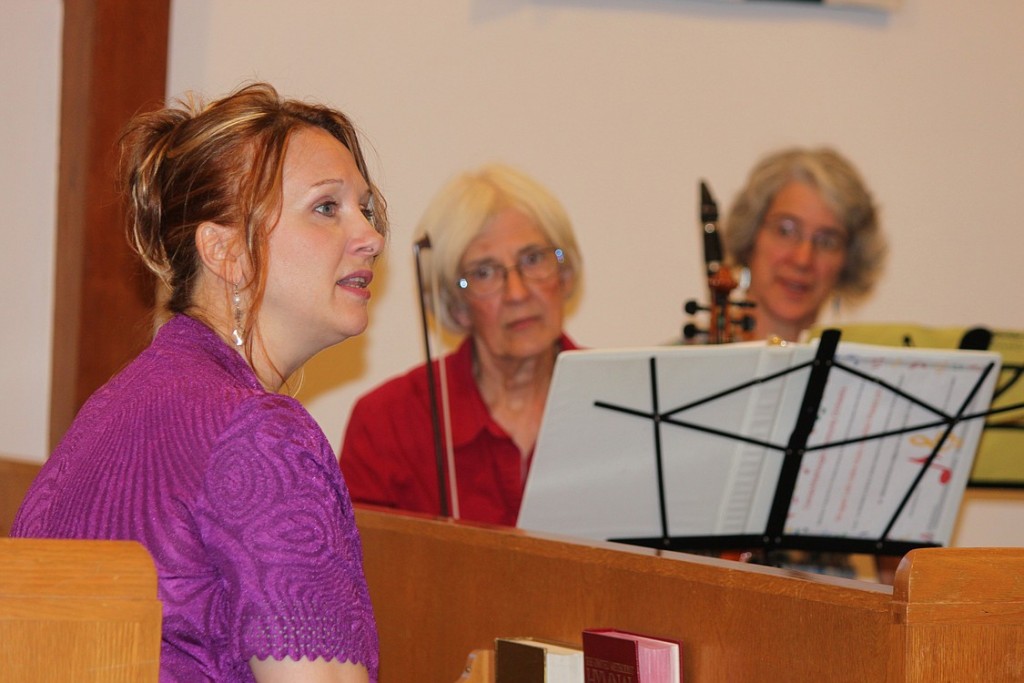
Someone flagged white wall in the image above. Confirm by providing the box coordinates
[4,0,1024,545]
[0,0,61,462]
[164,0,1024,452]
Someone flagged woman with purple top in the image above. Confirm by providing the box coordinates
[12,83,386,682]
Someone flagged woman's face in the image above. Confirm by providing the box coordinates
[454,208,568,363]
[258,126,384,362]
[747,180,847,339]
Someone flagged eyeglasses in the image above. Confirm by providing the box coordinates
[761,216,848,254]
[458,246,565,298]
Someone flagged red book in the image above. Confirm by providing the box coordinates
[582,629,681,683]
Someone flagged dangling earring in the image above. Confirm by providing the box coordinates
[231,282,244,347]
[832,293,842,316]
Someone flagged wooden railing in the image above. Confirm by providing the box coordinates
[355,507,1024,683]
[0,456,41,537]
[6,463,1022,681]
[0,538,161,682]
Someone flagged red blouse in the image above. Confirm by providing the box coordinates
[340,334,578,526]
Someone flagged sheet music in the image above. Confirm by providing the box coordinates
[716,347,805,534]
[786,345,995,544]
[518,341,999,549]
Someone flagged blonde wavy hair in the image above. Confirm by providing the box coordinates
[413,164,580,334]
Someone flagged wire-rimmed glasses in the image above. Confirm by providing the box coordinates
[457,246,565,298]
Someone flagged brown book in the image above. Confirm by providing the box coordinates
[582,629,681,683]
[495,636,584,682]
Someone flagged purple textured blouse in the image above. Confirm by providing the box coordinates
[12,315,378,682]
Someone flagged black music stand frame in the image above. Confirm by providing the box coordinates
[599,330,1001,557]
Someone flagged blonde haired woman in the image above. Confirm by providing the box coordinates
[341,164,582,525]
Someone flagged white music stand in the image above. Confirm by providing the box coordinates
[518,331,1000,556]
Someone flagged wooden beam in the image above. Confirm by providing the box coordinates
[50,0,170,450]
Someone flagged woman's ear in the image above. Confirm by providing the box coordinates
[195,221,244,284]
[450,298,472,331]
[560,266,576,301]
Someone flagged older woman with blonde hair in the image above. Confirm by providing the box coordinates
[724,147,887,341]
[341,164,582,525]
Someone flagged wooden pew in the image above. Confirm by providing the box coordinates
[893,547,1024,681]
[0,456,41,537]
[355,507,1024,682]
[0,538,161,682]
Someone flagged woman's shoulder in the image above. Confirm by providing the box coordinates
[223,391,322,446]
[356,338,478,408]
[560,332,582,352]
[352,360,433,409]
